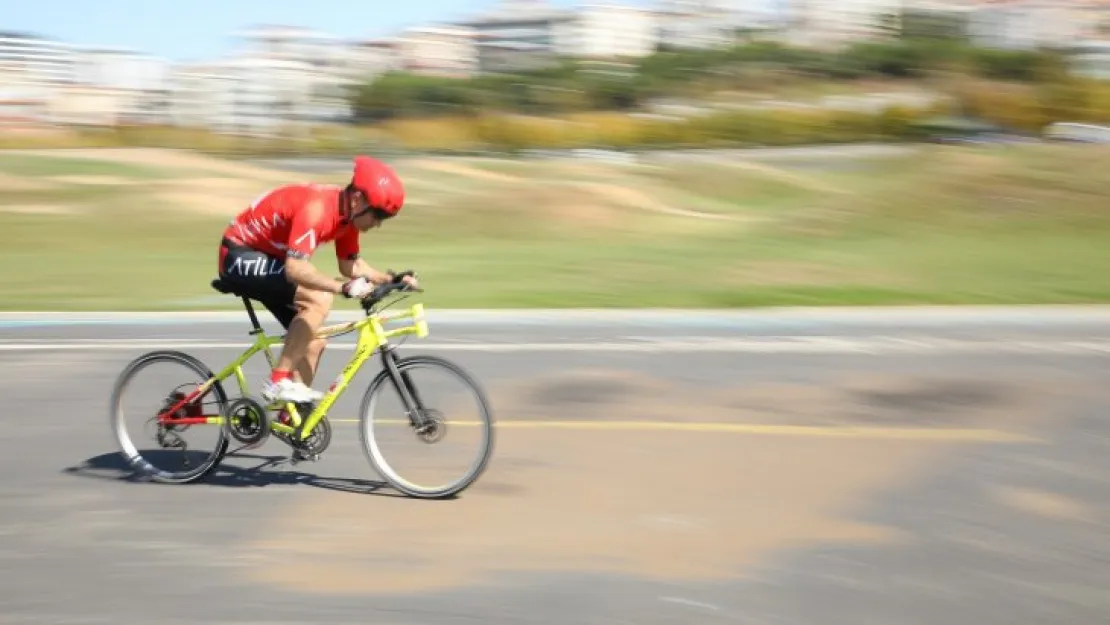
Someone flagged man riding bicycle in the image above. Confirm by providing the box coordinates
[216,155,418,405]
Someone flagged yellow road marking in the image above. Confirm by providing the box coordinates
[330,418,1036,443]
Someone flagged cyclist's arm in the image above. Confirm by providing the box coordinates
[286,258,344,295]
[335,227,391,284]
[338,256,391,284]
[283,200,345,294]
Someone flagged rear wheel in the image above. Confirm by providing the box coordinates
[359,354,495,499]
[109,350,230,484]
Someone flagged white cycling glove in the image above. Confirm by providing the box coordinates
[342,277,373,299]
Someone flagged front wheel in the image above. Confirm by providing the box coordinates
[359,354,495,499]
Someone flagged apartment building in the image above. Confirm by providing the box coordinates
[233,25,354,124]
[47,85,138,126]
[168,62,234,129]
[73,48,169,92]
[341,39,402,83]
[457,0,577,73]
[656,0,740,49]
[167,56,313,133]
[396,25,479,78]
[70,48,172,122]
[567,4,660,58]
[235,25,343,68]
[1076,0,1110,39]
[969,0,1087,50]
[0,33,176,125]
[0,31,75,85]
[786,0,903,48]
[0,76,49,125]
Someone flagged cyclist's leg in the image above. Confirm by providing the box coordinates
[255,296,326,388]
[273,286,333,389]
[218,239,318,402]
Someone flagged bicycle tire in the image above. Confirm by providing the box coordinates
[109,350,230,484]
[358,354,495,499]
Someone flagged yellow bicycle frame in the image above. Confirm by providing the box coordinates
[168,303,428,441]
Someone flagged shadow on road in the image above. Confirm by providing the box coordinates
[61,450,416,498]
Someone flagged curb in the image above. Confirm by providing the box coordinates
[1,306,1109,328]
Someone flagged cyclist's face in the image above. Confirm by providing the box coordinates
[345,190,382,231]
[352,210,381,232]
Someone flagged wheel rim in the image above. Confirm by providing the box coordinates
[361,359,493,496]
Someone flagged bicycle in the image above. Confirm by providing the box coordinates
[108,276,496,499]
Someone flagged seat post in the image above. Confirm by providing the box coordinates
[241,296,263,335]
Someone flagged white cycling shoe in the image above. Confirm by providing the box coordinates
[261,378,324,404]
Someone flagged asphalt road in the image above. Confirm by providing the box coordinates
[2,310,1109,625]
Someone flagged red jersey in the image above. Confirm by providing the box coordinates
[223,183,360,261]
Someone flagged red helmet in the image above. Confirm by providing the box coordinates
[351,155,404,218]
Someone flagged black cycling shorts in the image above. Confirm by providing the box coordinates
[218,237,299,329]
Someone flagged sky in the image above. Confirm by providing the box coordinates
[0,0,713,63]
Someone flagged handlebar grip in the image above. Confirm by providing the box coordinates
[362,281,421,304]
[389,269,416,284]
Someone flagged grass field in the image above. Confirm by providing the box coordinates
[0,144,1108,311]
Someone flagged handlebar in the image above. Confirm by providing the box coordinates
[359,280,423,312]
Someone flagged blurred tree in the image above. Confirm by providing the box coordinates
[875,12,903,40]
[344,39,1087,133]
[899,9,969,42]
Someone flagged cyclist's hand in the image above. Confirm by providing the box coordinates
[390,269,420,290]
[342,277,373,299]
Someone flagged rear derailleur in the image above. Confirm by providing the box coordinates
[152,391,193,465]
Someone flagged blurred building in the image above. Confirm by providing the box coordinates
[340,38,403,83]
[968,1,1087,50]
[225,55,319,133]
[1077,0,1110,40]
[0,31,75,86]
[231,25,354,124]
[656,0,741,49]
[46,85,137,126]
[785,0,903,48]
[1064,40,1110,79]
[0,82,49,126]
[0,33,179,126]
[168,62,234,129]
[73,48,168,91]
[396,25,479,78]
[157,24,404,133]
[1065,1,1110,79]
[68,48,171,124]
[455,0,742,69]
[234,25,342,67]
[457,0,578,73]
[167,55,320,134]
[900,0,977,35]
[567,4,661,58]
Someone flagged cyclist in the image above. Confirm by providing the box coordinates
[216,155,418,405]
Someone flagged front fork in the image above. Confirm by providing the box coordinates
[380,346,429,429]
